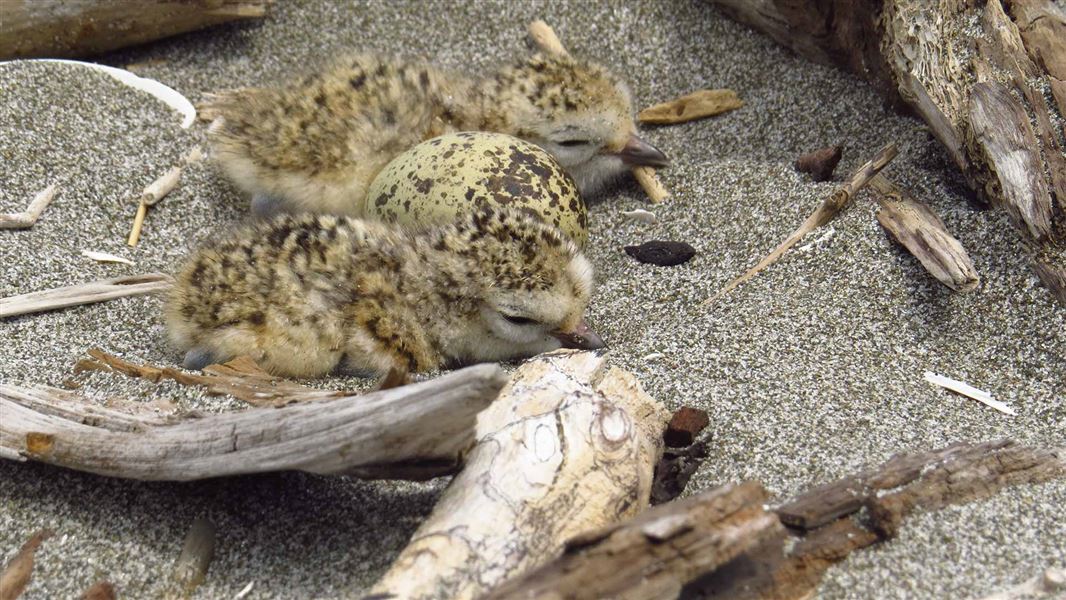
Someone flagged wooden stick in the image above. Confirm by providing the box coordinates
[703,143,898,305]
[0,184,57,230]
[370,350,670,599]
[526,20,670,204]
[486,482,782,600]
[1031,259,1066,306]
[128,165,183,247]
[1,273,172,318]
[170,518,216,597]
[77,349,346,407]
[0,529,52,600]
[0,362,506,481]
[871,174,980,292]
[637,89,744,125]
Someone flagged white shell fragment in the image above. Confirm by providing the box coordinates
[924,371,1015,415]
[32,59,196,128]
[622,208,659,224]
[81,250,135,266]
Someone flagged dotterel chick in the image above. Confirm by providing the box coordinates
[165,205,605,381]
[210,52,668,217]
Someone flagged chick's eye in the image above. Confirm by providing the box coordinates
[557,139,589,147]
[502,314,537,326]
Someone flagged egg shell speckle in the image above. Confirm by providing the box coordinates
[365,131,588,246]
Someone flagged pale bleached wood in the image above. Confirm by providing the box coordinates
[0,0,270,60]
[871,174,980,292]
[485,482,783,600]
[1,274,173,318]
[0,363,506,481]
[0,184,58,230]
[369,350,670,600]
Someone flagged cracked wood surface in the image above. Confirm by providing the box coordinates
[369,350,670,600]
[0,363,506,481]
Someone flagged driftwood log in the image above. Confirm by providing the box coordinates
[708,0,1066,249]
[487,439,1063,599]
[0,363,506,481]
[369,350,670,599]
[0,0,270,60]
[485,482,783,600]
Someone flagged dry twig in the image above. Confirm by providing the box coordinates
[703,143,898,305]
[637,89,743,125]
[128,165,183,246]
[1,273,172,319]
[526,20,669,203]
[76,349,341,407]
[0,529,52,600]
[170,518,216,597]
[0,184,57,230]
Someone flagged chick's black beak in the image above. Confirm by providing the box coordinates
[617,134,669,168]
[553,319,606,351]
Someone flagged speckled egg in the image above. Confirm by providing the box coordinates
[365,132,588,246]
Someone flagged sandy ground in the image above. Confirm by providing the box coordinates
[1,1,1063,598]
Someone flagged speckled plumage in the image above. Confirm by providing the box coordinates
[165,206,598,379]
[210,51,665,216]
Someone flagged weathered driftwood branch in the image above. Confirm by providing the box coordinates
[685,439,1065,599]
[0,530,52,600]
[527,20,670,203]
[708,0,1066,245]
[0,363,506,481]
[370,350,670,599]
[704,143,898,305]
[0,273,173,319]
[0,184,58,230]
[637,89,744,125]
[871,174,980,292]
[1031,259,1066,305]
[0,0,270,60]
[128,165,184,247]
[486,482,782,599]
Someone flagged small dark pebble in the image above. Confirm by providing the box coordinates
[624,241,697,266]
[664,406,710,447]
[795,144,843,182]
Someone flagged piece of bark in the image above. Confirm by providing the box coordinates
[170,518,216,597]
[0,0,270,60]
[370,350,670,600]
[76,349,340,407]
[687,439,1065,600]
[1,274,173,319]
[80,581,116,600]
[707,0,1065,243]
[638,89,744,125]
[1031,259,1066,305]
[625,241,697,266]
[0,185,58,230]
[704,143,897,304]
[871,174,980,292]
[0,362,506,481]
[795,145,843,182]
[486,481,783,600]
[0,530,53,600]
[651,437,710,505]
[664,407,710,448]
